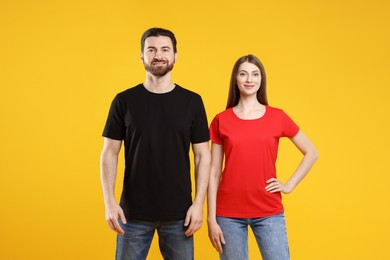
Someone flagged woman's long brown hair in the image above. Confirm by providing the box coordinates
[226,54,268,109]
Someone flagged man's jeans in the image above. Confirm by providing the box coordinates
[217,213,290,260]
[116,219,193,260]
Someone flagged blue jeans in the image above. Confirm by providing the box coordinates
[217,213,290,260]
[116,219,193,260]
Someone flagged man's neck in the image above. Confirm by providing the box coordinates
[143,73,175,93]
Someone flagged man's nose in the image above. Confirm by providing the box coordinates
[154,50,162,59]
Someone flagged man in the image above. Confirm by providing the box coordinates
[100,27,211,260]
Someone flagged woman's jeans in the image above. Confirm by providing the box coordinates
[116,219,193,260]
[217,213,290,260]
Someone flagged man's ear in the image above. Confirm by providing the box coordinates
[174,53,178,63]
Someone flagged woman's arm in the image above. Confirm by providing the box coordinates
[266,130,318,194]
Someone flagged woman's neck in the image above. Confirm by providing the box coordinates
[235,96,264,112]
[233,96,266,120]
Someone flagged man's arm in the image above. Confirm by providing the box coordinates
[184,141,211,236]
[100,137,126,235]
[207,143,226,253]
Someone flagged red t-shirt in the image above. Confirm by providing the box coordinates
[210,106,299,218]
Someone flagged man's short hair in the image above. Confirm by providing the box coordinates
[141,27,177,53]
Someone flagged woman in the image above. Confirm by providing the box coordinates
[207,54,318,260]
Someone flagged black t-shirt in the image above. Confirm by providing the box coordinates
[102,84,210,220]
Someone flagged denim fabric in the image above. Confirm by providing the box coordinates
[116,219,194,260]
[217,213,289,260]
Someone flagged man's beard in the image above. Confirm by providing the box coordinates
[143,58,175,77]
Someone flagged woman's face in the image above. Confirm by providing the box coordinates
[236,62,261,97]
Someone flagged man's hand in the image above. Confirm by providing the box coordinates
[105,202,126,235]
[184,203,203,236]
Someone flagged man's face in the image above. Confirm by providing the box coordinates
[141,36,177,77]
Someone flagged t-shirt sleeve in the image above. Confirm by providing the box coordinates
[102,94,126,140]
[280,110,299,138]
[190,95,210,144]
[209,115,223,145]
